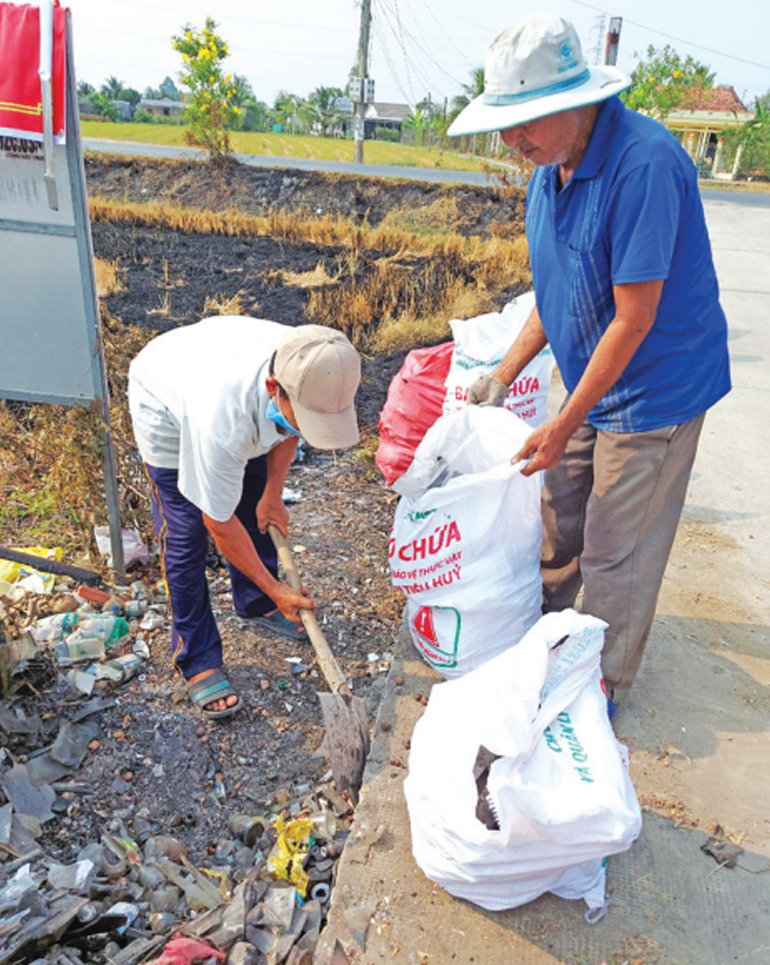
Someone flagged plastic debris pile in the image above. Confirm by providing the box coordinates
[1,562,354,964]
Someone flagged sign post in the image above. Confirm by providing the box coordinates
[0,1,125,580]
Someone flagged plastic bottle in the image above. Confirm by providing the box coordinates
[31,613,130,646]
[53,637,106,665]
[92,652,145,683]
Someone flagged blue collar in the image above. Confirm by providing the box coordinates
[571,96,623,181]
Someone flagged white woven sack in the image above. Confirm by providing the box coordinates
[389,407,542,679]
[404,611,642,912]
[443,292,555,427]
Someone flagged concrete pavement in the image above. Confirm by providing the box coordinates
[315,199,770,965]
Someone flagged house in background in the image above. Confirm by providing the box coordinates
[138,96,186,119]
[665,86,753,179]
[364,102,410,139]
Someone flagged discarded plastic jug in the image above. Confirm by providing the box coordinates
[53,637,106,666]
[92,652,144,684]
[125,599,148,619]
[140,612,166,631]
[31,613,130,646]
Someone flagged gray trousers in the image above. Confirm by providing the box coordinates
[541,413,705,702]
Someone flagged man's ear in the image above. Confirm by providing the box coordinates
[265,375,279,399]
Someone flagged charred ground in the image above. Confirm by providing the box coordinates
[2,156,526,881]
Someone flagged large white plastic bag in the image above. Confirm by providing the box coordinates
[443,293,555,427]
[404,611,642,912]
[389,407,542,678]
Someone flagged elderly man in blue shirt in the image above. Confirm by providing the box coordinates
[452,13,730,716]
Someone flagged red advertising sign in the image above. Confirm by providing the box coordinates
[0,2,66,141]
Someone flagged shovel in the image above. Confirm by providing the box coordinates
[268,525,370,801]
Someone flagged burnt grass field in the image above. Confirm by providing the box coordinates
[2,156,528,876]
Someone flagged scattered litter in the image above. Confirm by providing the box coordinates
[1,763,56,823]
[94,525,149,568]
[0,545,63,594]
[49,720,100,768]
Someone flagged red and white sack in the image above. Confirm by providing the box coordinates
[443,292,555,427]
[389,406,542,679]
[375,342,453,487]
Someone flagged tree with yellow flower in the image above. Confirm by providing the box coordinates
[172,18,242,162]
[622,45,714,121]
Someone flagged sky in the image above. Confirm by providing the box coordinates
[60,0,770,110]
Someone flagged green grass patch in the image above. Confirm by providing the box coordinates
[79,121,488,172]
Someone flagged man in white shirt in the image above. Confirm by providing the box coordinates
[128,318,361,719]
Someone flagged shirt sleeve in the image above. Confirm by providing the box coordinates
[606,161,687,286]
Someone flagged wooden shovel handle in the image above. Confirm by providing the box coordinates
[268,525,351,698]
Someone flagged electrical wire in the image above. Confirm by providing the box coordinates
[377,0,465,93]
[568,0,770,73]
[376,0,433,101]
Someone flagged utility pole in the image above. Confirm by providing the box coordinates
[604,17,622,66]
[353,0,372,165]
[588,14,606,66]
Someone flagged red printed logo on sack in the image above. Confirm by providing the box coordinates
[411,605,460,669]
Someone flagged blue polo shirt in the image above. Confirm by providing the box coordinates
[525,96,730,432]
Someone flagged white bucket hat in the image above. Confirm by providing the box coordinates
[448,13,630,136]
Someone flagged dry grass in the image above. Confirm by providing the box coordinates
[380,194,467,237]
[202,289,249,316]
[94,257,126,297]
[0,315,156,560]
[0,187,531,561]
[276,264,338,289]
[89,195,531,354]
[305,233,531,353]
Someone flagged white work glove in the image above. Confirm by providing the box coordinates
[467,372,509,407]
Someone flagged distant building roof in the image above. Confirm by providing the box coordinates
[366,102,411,122]
[139,97,186,110]
[679,86,750,114]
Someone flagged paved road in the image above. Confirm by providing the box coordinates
[82,137,497,186]
[83,138,770,202]
[316,197,770,965]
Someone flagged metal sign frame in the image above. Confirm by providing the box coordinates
[0,4,125,580]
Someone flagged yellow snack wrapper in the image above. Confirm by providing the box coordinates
[266,813,313,897]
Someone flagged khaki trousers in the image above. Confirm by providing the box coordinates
[541,413,705,702]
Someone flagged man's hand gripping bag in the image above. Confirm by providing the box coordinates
[403,611,642,914]
[389,406,542,678]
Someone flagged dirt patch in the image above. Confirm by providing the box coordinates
[84,155,526,237]
[1,156,525,951]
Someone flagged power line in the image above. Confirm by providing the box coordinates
[568,0,770,72]
[415,0,475,68]
[377,0,465,92]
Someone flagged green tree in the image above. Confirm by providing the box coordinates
[100,76,124,100]
[90,91,119,121]
[271,90,305,133]
[118,87,141,107]
[621,45,714,121]
[726,95,770,178]
[229,74,268,131]
[77,80,95,97]
[448,67,493,155]
[449,67,484,122]
[159,76,182,101]
[403,107,429,146]
[172,18,242,162]
[144,86,162,99]
[302,86,344,137]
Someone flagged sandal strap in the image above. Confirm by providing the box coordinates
[188,669,236,705]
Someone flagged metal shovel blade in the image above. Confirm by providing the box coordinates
[318,692,370,800]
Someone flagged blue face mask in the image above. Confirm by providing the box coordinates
[267,397,302,437]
